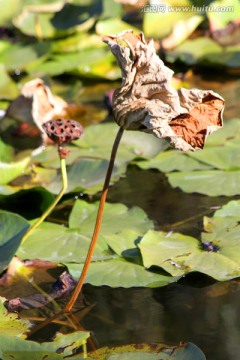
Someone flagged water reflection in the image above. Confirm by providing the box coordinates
[82,279,240,360]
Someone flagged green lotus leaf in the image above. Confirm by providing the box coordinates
[136,150,212,173]
[0,139,14,162]
[143,0,197,39]
[204,118,240,147]
[0,297,31,336]
[50,2,98,31]
[13,1,97,39]
[0,41,40,72]
[74,122,167,161]
[0,138,30,185]
[46,157,126,195]
[32,145,81,168]
[167,169,240,196]
[167,37,240,68]
[17,221,113,263]
[0,64,18,100]
[14,12,59,39]
[66,258,177,288]
[201,200,240,266]
[0,210,29,272]
[100,0,122,19]
[213,199,240,217]
[138,211,240,280]
[0,0,22,25]
[188,145,240,170]
[18,200,153,264]
[0,185,15,196]
[69,200,153,236]
[0,331,89,359]
[87,342,206,360]
[0,157,30,185]
[206,0,240,31]
[51,33,103,53]
[28,48,120,80]
[96,18,140,36]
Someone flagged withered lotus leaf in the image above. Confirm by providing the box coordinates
[103,30,224,151]
[6,78,67,129]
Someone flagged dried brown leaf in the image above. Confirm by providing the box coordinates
[103,30,224,151]
[5,271,77,311]
[6,79,67,128]
[5,79,85,146]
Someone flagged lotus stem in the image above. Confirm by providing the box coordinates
[65,126,124,312]
[22,155,68,244]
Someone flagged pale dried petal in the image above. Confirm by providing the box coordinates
[103,30,224,151]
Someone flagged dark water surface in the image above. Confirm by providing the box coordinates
[82,280,240,360]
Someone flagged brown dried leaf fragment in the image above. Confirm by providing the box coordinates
[5,271,78,311]
[5,78,86,146]
[103,30,224,151]
[6,78,67,129]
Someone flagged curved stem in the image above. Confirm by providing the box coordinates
[22,157,68,244]
[65,126,124,312]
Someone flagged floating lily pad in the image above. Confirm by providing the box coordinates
[167,37,240,68]
[139,199,240,281]
[0,64,18,100]
[143,0,198,39]
[18,200,177,288]
[136,119,240,196]
[0,331,89,359]
[0,41,40,72]
[74,122,167,162]
[51,33,104,53]
[46,157,126,195]
[87,342,206,360]
[66,258,177,288]
[0,157,30,185]
[206,0,240,32]
[202,200,240,265]
[0,0,22,25]
[0,210,29,272]
[13,1,97,39]
[136,149,212,173]
[0,297,30,336]
[96,18,140,36]
[18,221,114,263]
[69,200,152,236]
[203,118,240,147]
[168,169,240,196]
[29,47,119,80]
[19,200,152,262]
[14,11,59,39]
[30,122,167,195]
